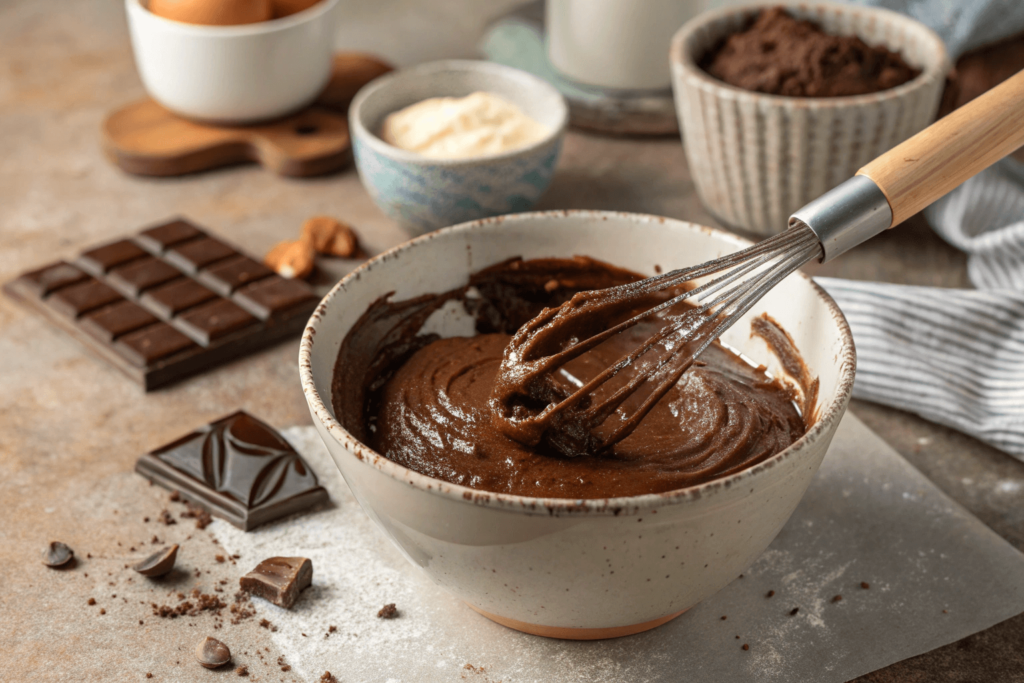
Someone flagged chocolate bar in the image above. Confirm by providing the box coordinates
[135,411,329,530]
[3,218,317,390]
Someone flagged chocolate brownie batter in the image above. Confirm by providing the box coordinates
[333,257,811,499]
[702,7,920,97]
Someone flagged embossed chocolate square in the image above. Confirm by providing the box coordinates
[135,411,329,530]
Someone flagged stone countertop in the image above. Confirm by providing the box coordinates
[1,0,1022,681]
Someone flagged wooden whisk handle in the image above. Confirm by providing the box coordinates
[858,68,1024,228]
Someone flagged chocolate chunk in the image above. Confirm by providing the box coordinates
[42,541,74,567]
[234,276,318,321]
[2,219,318,390]
[115,323,197,366]
[198,255,273,296]
[195,636,231,669]
[140,279,217,318]
[240,557,313,609]
[166,237,236,274]
[133,544,179,577]
[81,301,159,343]
[78,239,147,275]
[19,262,88,297]
[175,299,257,345]
[135,218,203,253]
[377,603,398,619]
[135,411,328,530]
[49,279,123,318]
[107,257,182,297]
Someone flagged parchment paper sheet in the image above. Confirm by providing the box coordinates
[213,414,1024,682]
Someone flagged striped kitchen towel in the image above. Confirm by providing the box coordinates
[816,159,1024,459]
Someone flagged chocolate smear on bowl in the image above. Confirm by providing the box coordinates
[42,541,74,568]
[240,557,313,609]
[701,7,920,97]
[195,636,231,669]
[133,544,179,577]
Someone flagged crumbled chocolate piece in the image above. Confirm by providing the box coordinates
[133,545,179,577]
[378,603,398,619]
[235,665,248,676]
[240,557,312,609]
[861,581,870,589]
[766,590,775,598]
[158,509,176,525]
[789,607,799,616]
[320,673,339,683]
[195,636,231,669]
[742,643,750,651]
[181,502,213,530]
[720,615,727,620]
[42,541,74,568]
[832,595,843,603]
[88,598,96,606]
[215,555,226,563]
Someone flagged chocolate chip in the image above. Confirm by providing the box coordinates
[377,603,398,619]
[133,544,179,578]
[195,636,231,669]
[240,557,312,609]
[42,541,74,567]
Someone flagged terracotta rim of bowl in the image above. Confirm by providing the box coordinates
[348,59,570,168]
[127,0,341,36]
[669,0,949,108]
[299,210,856,515]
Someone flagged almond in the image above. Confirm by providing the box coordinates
[301,216,359,258]
[264,240,314,280]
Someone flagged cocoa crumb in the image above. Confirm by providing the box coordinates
[146,675,152,679]
[378,603,398,619]
[742,643,749,651]
[180,503,213,529]
[158,509,176,525]
[832,595,842,603]
[720,615,727,620]
[766,590,775,598]
[99,609,106,615]
[235,664,248,676]
[143,517,150,523]
[169,491,180,502]
[861,582,870,589]
[88,598,96,606]
[320,673,339,683]
[790,607,799,616]
[215,555,226,563]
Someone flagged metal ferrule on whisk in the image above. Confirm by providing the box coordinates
[789,175,893,262]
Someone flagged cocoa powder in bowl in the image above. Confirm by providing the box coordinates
[701,6,920,97]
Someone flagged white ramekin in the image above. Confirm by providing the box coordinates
[671,2,949,236]
[299,210,855,639]
[125,0,341,124]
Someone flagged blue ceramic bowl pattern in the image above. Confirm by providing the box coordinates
[353,136,562,234]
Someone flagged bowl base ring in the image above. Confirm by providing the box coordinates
[466,603,688,640]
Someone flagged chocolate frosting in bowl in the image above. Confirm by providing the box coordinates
[333,256,813,500]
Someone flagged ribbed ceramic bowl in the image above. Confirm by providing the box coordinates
[349,60,568,235]
[300,211,855,639]
[671,2,948,236]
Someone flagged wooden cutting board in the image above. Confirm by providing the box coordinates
[103,53,392,178]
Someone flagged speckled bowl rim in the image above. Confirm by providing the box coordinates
[348,59,570,167]
[669,0,949,107]
[299,211,856,515]
[127,0,341,36]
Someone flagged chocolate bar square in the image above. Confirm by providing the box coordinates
[2,219,319,390]
[135,411,329,530]
[135,218,204,254]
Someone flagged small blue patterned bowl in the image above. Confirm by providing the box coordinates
[349,60,568,235]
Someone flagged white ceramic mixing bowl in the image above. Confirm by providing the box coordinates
[300,211,855,639]
[126,0,341,124]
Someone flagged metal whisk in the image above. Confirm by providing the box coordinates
[490,69,1024,457]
